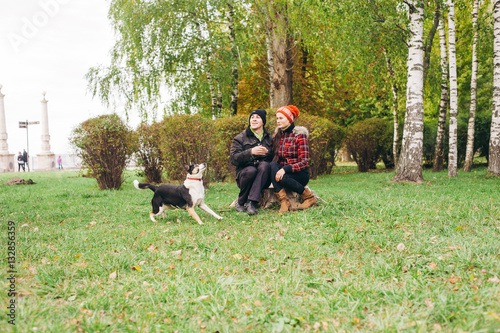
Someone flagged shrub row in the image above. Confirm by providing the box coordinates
[139,112,345,183]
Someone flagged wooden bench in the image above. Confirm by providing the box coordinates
[230,185,325,210]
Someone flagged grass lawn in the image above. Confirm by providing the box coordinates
[0,165,499,332]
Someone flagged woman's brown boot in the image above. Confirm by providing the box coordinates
[297,187,317,210]
[275,189,291,213]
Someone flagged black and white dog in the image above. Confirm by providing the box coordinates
[133,163,223,224]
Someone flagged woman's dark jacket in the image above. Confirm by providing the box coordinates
[230,126,273,180]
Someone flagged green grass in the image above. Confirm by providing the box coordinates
[0,166,499,332]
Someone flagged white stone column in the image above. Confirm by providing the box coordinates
[37,92,55,170]
[0,85,15,173]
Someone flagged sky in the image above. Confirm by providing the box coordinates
[0,0,142,158]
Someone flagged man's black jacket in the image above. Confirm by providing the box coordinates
[230,126,273,180]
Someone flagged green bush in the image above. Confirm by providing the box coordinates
[70,114,136,190]
[135,122,164,183]
[293,114,345,178]
[210,116,249,181]
[158,114,212,182]
[344,118,392,172]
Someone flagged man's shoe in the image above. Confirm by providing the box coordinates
[246,201,258,215]
[235,202,246,212]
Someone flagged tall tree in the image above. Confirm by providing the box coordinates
[463,0,480,172]
[433,14,450,172]
[226,1,239,115]
[384,49,400,167]
[267,1,293,107]
[394,0,425,183]
[87,0,244,118]
[489,0,500,175]
[447,0,459,177]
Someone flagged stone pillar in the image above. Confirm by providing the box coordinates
[0,85,15,173]
[37,92,55,170]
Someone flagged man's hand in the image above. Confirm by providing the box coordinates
[251,146,268,156]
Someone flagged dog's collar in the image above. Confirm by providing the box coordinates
[187,177,202,181]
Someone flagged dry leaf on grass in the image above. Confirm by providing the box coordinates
[488,276,499,283]
[424,298,434,308]
[429,262,438,270]
[396,243,406,251]
[109,271,117,279]
[147,244,157,252]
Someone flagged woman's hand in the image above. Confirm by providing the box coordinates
[275,168,286,181]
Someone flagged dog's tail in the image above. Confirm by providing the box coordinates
[133,180,158,192]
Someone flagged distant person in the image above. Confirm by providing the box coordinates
[17,152,25,172]
[22,149,28,171]
[57,155,63,169]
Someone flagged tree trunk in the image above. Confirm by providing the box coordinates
[196,21,220,117]
[268,2,293,108]
[433,15,449,172]
[384,49,399,168]
[265,28,275,109]
[423,0,440,84]
[226,2,239,116]
[489,0,500,175]
[394,0,424,183]
[447,0,458,177]
[463,0,480,172]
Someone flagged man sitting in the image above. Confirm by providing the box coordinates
[230,109,273,215]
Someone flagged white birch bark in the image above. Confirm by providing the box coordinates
[384,49,399,167]
[394,0,424,183]
[433,15,449,172]
[447,0,458,177]
[226,3,239,115]
[489,0,500,175]
[464,0,480,172]
[265,30,275,109]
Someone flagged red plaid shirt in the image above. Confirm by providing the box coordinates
[278,125,310,173]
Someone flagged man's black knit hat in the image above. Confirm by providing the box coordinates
[249,109,267,126]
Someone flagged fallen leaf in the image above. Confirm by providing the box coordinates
[396,243,406,251]
[449,274,460,284]
[147,244,157,252]
[254,300,263,306]
[232,253,243,260]
[109,271,117,279]
[196,295,210,302]
[429,262,438,270]
[313,322,321,330]
[424,298,434,308]
[171,250,182,256]
[131,265,141,272]
[34,227,39,232]
[488,276,499,283]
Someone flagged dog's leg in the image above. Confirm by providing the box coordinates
[149,212,158,222]
[186,207,204,225]
[199,202,223,220]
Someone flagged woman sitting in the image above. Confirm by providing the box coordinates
[270,105,316,212]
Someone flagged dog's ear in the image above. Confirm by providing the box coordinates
[183,164,190,171]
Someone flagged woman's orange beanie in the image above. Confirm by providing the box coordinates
[277,105,300,123]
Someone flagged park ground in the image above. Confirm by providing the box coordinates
[0,163,499,332]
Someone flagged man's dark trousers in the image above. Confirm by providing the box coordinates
[236,161,271,206]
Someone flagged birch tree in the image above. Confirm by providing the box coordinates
[394,0,425,183]
[447,0,459,177]
[433,14,449,172]
[464,0,480,172]
[226,2,239,115]
[489,0,500,175]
